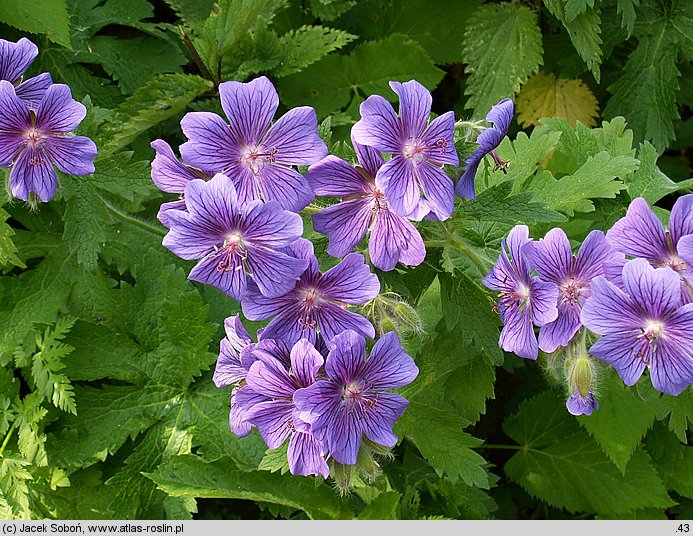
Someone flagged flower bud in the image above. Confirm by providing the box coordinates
[362,292,423,339]
[565,356,599,416]
[569,357,593,399]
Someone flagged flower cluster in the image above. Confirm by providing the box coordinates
[486,195,693,415]
[149,76,523,483]
[0,37,97,203]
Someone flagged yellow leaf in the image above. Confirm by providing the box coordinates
[516,72,600,128]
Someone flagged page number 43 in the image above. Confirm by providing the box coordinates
[677,525,690,533]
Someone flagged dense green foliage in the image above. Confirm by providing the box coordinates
[0,0,691,520]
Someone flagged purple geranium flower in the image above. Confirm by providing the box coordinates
[243,339,330,478]
[680,235,693,268]
[0,81,97,202]
[213,314,254,388]
[483,225,559,360]
[179,76,327,212]
[456,98,514,201]
[307,137,427,271]
[525,228,613,353]
[150,139,214,227]
[566,388,599,416]
[293,330,418,465]
[581,258,693,395]
[0,37,52,104]
[606,195,693,304]
[162,174,308,300]
[242,238,380,345]
[351,80,458,220]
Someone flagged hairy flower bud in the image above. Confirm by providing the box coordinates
[565,353,599,416]
[363,292,424,339]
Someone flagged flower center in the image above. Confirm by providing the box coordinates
[25,128,43,148]
[402,137,449,162]
[298,287,321,330]
[372,189,387,213]
[635,320,664,363]
[497,283,531,313]
[215,233,246,272]
[559,278,585,306]
[666,254,687,274]
[240,145,278,174]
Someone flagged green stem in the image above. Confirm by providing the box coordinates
[0,422,16,457]
[104,201,166,237]
[423,240,449,248]
[449,238,491,274]
[479,443,522,450]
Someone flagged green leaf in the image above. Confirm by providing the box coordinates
[356,492,401,520]
[439,272,503,365]
[31,317,78,415]
[443,353,496,424]
[603,0,691,152]
[273,25,356,78]
[0,250,78,364]
[97,74,213,156]
[0,207,24,269]
[340,0,483,64]
[626,141,693,203]
[617,0,640,35]
[163,0,215,22]
[89,152,159,204]
[578,374,659,474]
[543,0,603,82]
[454,182,567,226]
[564,0,595,21]
[504,391,675,515]
[656,389,693,443]
[396,402,489,488]
[277,34,445,121]
[148,455,353,520]
[88,35,188,94]
[0,0,71,48]
[60,175,109,272]
[528,152,637,215]
[258,443,290,475]
[462,3,543,116]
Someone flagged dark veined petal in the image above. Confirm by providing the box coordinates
[258,306,318,346]
[352,136,384,180]
[581,276,641,334]
[246,354,295,399]
[225,163,261,207]
[287,431,329,478]
[0,131,23,167]
[420,111,458,166]
[35,84,86,133]
[239,200,304,248]
[230,385,267,437]
[325,330,366,385]
[256,163,315,212]
[315,404,363,465]
[318,302,376,343]
[0,38,38,82]
[290,339,324,388]
[669,194,693,246]
[389,80,432,140]
[499,301,538,360]
[14,72,52,105]
[455,160,480,200]
[305,155,372,197]
[241,280,296,321]
[587,331,648,386]
[415,159,454,220]
[538,301,581,353]
[524,227,573,284]
[505,224,532,279]
[566,388,599,416]
[219,76,278,146]
[157,199,186,229]
[181,174,239,231]
[293,380,341,423]
[649,303,693,395]
[369,209,425,271]
[0,80,31,133]
[484,98,514,140]
[9,144,57,202]
[179,111,239,172]
[150,139,205,193]
[44,135,97,176]
[573,230,612,282]
[375,156,420,218]
[359,391,408,448]
[262,106,327,166]
[318,253,380,304]
[188,252,248,300]
[244,244,307,298]
[352,94,403,154]
[362,331,418,389]
[161,209,221,259]
[621,258,681,318]
[244,399,294,449]
[312,197,373,259]
[679,235,693,265]
[530,277,559,327]
[213,338,246,388]
[606,197,669,261]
